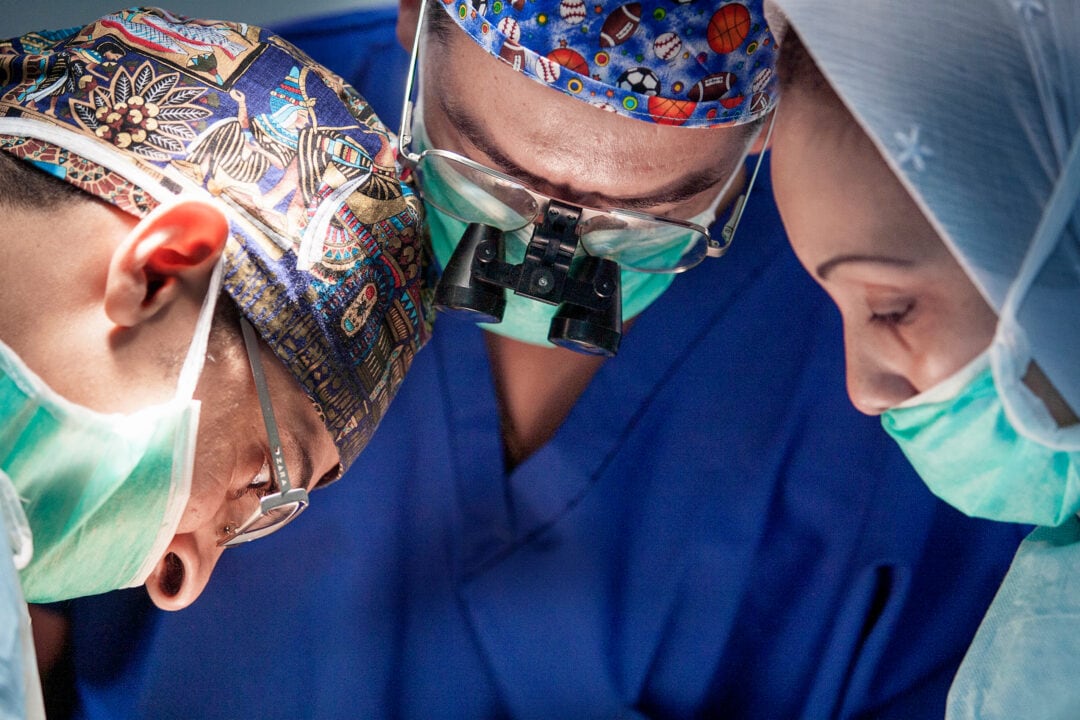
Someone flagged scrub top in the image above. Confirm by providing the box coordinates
[59,9,1027,719]
[948,516,1080,719]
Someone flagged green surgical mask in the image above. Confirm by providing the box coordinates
[0,260,222,603]
[882,351,1080,527]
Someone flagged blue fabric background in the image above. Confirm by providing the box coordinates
[59,8,1027,719]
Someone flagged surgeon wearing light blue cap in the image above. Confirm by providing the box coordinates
[765,0,1080,717]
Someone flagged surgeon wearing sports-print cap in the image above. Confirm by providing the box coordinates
[57,1,1029,718]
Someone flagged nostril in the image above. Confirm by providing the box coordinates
[160,552,184,597]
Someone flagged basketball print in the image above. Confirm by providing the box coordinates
[547,47,589,76]
[559,0,587,25]
[647,95,696,126]
[599,3,642,48]
[707,4,750,54]
[652,31,682,61]
[437,0,778,127]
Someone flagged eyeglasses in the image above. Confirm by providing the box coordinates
[218,318,310,547]
[397,0,775,273]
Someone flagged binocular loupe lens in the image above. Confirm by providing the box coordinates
[434,218,623,356]
[433,223,506,324]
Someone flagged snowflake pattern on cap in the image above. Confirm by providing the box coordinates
[443,0,778,127]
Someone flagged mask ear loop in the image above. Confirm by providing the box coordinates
[990,131,1080,449]
[175,255,226,402]
[129,233,227,588]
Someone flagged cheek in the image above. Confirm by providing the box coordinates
[915,299,997,388]
[176,441,237,535]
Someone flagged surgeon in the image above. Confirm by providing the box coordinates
[52,1,1028,718]
[767,0,1080,716]
[0,8,429,718]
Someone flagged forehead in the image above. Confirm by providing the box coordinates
[420,22,754,208]
[772,87,951,265]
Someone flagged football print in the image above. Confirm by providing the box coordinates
[600,3,642,48]
[687,71,735,102]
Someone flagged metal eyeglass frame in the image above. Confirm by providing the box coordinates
[396,0,777,271]
[218,317,311,547]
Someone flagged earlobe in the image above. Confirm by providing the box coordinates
[145,531,221,611]
[105,199,229,328]
[397,0,422,49]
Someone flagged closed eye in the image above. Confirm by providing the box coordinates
[233,458,277,500]
[870,301,915,327]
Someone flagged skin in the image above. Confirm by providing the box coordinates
[0,195,339,610]
[770,80,999,415]
[397,0,767,464]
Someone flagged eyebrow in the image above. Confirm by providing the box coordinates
[815,254,917,280]
[438,94,733,211]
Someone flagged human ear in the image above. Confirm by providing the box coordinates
[397,0,422,49]
[104,199,229,328]
[144,531,222,611]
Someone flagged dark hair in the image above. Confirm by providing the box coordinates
[0,150,93,211]
[776,29,831,96]
[424,0,456,47]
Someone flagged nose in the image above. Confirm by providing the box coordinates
[843,325,919,415]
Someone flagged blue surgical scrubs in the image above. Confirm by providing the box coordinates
[59,8,1027,719]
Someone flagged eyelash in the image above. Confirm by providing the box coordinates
[233,458,277,500]
[869,301,915,327]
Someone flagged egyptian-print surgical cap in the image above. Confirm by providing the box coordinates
[772,0,1080,436]
[0,7,434,471]
[442,0,778,127]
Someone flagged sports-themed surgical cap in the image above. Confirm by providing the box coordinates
[443,0,778,127]
[771,0,1080,439]
[0,7,433,471]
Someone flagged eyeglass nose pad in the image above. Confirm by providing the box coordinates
[548,256,622,357]
[434,222,507,323]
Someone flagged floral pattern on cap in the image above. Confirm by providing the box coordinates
[0,7,434,471]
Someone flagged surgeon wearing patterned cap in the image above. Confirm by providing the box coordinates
[49,0,1029,717]
[0,8,430,716]
[400,0,778,356]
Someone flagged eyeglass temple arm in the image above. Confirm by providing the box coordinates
[398,0,429,160]
[239,317,295,494]
[709,107,778,257]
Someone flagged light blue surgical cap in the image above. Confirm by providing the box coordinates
[770,0,1080,430]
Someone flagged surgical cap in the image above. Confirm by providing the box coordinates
[771,0,1080,424]
[443,0,778,127]
[0,7,433,471]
